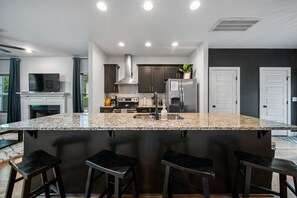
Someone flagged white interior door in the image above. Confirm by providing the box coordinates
[209,67,240,115]
[260,67,291,136]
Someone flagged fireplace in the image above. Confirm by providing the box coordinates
[30,105,60,119]
[20,92,68,121]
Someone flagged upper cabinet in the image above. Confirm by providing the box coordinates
[138,66,165,93]
[164,66,182,80]
[104,64,120,93]
[138,65,182,93]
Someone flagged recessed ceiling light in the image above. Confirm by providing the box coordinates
[172,42,179,47]
[145,42,152,47]
[190,1,200,10]
[25,48,33,53]
[143,1,153,11]
[97,1,107,11]
[118,42,125,47]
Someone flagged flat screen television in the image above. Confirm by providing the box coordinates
[29,73,60,92]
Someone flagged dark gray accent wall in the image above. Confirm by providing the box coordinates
[209,49,297,125]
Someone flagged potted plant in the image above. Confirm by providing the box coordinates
[179,64,192,79]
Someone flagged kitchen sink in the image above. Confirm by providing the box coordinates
[133,114,184,120]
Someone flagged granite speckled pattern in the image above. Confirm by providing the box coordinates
[0,113,296,131]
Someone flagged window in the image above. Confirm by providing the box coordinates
[80,74,88,112]
[0,75,9,112]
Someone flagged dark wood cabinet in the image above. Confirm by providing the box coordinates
[138,65,182,93]
[164,66,181,80]
[152,67,165,93]
[104,64,119,93]
[136,107,162,113]
[100,107,114,113]
[138,66,165,93]
[138,67,152,93]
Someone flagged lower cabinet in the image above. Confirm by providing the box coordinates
[136,107,162,113]
[100,107,114,113]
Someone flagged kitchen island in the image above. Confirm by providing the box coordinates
[1,113,296,195]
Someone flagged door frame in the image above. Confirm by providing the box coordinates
[209,67,240,115]
[259,67,291,136]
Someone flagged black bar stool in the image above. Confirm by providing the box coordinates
[5,150,65,198]
[85,150,138,198]
[161,150,215,198]
[233,150,297,198]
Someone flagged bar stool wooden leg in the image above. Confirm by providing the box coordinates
[168,169,175,198]
[5,167,17,198]
[243,166,252,198]
[85,167,95,198]
[162,166,171,198]
[53,166,66,198]
[131,168,139,198]
[106,174,112,198]
[114,176,121,198]
[41,172,50,198]
[232,163,241,198]
[22,178,31,198]
[202,177,210,198]
[279,174,288,198]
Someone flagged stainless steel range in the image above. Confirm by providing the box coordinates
[113,97,139,113]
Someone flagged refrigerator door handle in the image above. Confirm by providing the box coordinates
[179,87,183,112]
[181,88,185,112]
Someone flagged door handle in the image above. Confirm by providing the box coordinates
[212,105,216,108]
[263,105,267,108]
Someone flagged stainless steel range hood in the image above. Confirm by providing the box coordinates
[115,54,138,85]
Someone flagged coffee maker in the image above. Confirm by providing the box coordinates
[110,95,117,106]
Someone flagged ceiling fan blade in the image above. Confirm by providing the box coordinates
[0,44,25,51]
[0,47,11,53]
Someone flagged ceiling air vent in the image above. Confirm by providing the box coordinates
[210,18,260,32]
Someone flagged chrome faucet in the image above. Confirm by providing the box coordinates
[154,92,159,120]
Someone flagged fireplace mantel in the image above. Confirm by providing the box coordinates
[19,92,69,120]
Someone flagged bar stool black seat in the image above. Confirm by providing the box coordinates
[161,150,215,198]
[5,150,65,198]
[233,150,297,198]
[85,150,138,198]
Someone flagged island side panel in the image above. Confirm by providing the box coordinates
[24,130,273,194]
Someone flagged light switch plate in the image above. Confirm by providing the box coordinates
[292,97,297,102]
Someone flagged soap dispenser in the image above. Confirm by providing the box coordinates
[161,104,168,120]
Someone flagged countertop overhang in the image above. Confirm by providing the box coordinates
[0,113,296,131]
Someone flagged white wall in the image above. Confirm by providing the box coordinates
[0,59,10,74]
[189,41,209,113]
[88,42,106,113]
[20,57,73,113]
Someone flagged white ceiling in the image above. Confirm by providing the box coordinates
[0,0,297,57]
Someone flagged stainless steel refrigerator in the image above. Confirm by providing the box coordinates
[165,79,198,112]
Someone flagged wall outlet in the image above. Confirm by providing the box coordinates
[292,97,297,102]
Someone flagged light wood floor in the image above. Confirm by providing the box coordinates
[0,137,296,198]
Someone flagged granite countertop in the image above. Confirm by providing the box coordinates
[0,113,297,131]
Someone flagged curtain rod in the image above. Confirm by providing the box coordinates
[80,58,88,60]
[0,59,10,61]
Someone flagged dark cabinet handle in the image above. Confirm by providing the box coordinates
[263,105,267,108]
[212,105,216,108]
